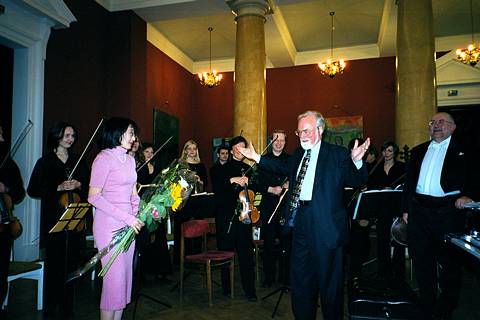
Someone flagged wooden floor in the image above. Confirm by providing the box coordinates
[5,260,480,320]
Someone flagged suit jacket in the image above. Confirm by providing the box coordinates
[259,141,368,249]
[402,136,479,214]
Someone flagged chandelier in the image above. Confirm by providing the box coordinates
[198,27,223,87]
[318,12,346,78]
[456,0,479,67]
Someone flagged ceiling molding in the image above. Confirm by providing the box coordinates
[147,23,194,73]
[295,44,380,66]
[265,2,296,67]
[377,0,397,57]
[95,0,193,12]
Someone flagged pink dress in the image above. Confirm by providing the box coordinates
[89,146,139,310]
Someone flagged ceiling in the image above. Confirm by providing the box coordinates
[94,0,479,73]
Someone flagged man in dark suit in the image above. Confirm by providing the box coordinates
[240,111,370,320]
[402,112,478,320]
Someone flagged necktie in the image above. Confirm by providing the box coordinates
[289,149,311,210]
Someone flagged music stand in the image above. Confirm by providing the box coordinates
[353,190,403,275]
[50,202,91,315]
[261,231,292,318]
[353,189,402,221]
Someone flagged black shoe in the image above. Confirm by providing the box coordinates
[247,294,258,302]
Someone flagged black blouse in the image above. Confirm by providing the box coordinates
[27,152,89,241]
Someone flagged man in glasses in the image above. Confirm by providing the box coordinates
[402,112,478,319]
[239,111,370,320]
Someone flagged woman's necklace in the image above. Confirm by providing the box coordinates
[117,153,127,163]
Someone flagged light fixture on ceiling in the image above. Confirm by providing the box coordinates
[456,0,479,67]
[318,12,346,78]
[198,27,223,88]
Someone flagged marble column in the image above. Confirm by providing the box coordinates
[227,0,271,151]
[395,0,437,150]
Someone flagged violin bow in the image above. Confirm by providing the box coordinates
[0,120,33,169]
[241,135,278,178]
[136,136,173,172]
[267,177,289,224]
[68,118,104,180]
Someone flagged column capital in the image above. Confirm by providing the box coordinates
[226,0,272,21]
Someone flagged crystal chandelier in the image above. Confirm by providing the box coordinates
[198,27,223,87]
[456,0,479,67]
[318,12,346,78]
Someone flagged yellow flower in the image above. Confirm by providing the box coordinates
[170,183,183,211]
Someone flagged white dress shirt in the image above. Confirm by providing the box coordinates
[416,136,460,197]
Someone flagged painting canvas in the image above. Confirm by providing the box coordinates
[323,115,363,148]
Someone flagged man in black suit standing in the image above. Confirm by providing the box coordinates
[402,112,478,320]
[240,111,370,320]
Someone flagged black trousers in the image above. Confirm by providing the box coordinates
[216,217,255,297]
[408,194,465,319]
[291,206,344,320]
[261,220,279,285]
[0,232,12,307]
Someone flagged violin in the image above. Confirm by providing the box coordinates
[0,120,33,239]
[238,183,260,224]
[0,193,23,239]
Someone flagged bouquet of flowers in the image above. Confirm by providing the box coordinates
[67,160,197,282]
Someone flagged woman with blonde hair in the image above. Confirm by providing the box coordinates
[181,140,207,190]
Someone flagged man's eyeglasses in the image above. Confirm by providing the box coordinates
[295,127,318,137]
[428,119,453,127]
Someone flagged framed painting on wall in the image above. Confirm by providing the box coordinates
[323,115,364,148]
[153,109,179,170]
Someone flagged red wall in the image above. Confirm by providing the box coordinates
[44,0,395,176]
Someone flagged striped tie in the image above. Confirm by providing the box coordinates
[289,149,311,210]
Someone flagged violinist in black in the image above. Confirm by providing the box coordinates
[0,125,26,318]
[214,136,257,302]
[135,142,172,279]
[27,122,88,317]
[256,130,290,287]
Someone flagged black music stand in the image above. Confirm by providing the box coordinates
[50,203,91,314]
[353,190,403,276]
[261,231,292,318]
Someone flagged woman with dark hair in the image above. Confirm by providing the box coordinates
[136,142,158,188]
[368,140,406,280]
[88,117,144,320]
[27,121,88,317]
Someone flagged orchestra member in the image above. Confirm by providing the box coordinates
[368,140,406,280]
[402,112,479,319]
[210,144,229,193]
[181,140,208,192]
[136,142,172,281]
[214,136,257,302]
[88,117,144,320]
[0,126,25,320]
[239,111,369,319]
[256,130,290,287]
[128,138,142,168]
[27,122,88,318]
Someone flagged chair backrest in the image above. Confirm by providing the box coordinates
[181,219,210,239]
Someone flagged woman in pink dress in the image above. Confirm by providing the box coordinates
[88,117,144,320]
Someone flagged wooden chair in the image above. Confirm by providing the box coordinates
[180,219,234,306]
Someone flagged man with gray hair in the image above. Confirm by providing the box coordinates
[240,110,370,319]
[402,112,478,319]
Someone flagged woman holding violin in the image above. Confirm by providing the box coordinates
[27,121,88,318]
[0,125,26,319]
[214,135,258,302]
